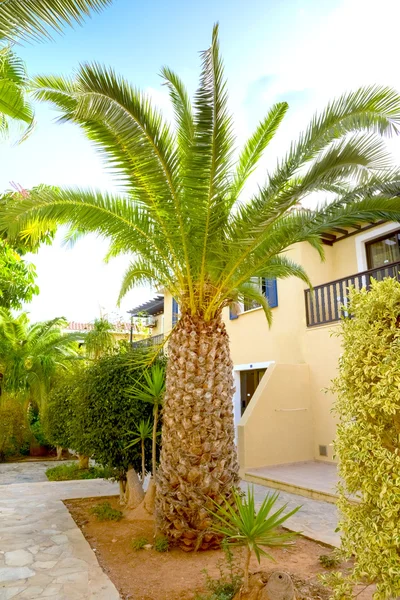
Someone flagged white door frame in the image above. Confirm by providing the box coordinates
[232,361,275,429]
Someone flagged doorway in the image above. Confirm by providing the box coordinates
[240,368,266,415]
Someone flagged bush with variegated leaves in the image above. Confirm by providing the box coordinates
[327,277,400,599]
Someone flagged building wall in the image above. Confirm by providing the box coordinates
[237,363,313,472]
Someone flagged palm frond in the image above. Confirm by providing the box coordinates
[188,23,235,295]
[0,46,33,138]
[161,66,194,158]
[230,102,288,201]
[0,0,113,42]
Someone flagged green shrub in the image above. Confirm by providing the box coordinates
[195,542,243,600]
[43,364,86,452]
[319,553,340,569]
[46,463,115,481]
[72,351,163,481]
[327,278,400,600]
[131,536,148,550]
[154,536,169,552]
[0,399,30,460]
[28,404,51,447]
[90,502,123,522]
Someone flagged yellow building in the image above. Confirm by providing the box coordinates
[128,220,400,477]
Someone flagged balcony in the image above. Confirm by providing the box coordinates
[131,333,164,349]
[304,260,400,327]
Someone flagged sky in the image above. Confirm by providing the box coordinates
[2,0,400,323]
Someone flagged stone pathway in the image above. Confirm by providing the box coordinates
[249,482,340,548]
[0,461,120,600]
[0,461,340,599]
[0,461,65,486]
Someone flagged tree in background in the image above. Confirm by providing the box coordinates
[84,317,115,359]
[327,278,400,600]
[0,312,80,408]
[5,27,400,549]
[44,362,91,462]
[0,398,30,461]
[0,242,38,309]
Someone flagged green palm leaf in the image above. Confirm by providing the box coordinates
[0,0,113,42]
[0,46,33,139]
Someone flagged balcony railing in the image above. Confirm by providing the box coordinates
[305,260,400,327]
[131,333,164,349]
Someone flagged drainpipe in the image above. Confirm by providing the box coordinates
[130,315,133,346]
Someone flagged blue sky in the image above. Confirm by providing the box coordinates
[2,0,400,323]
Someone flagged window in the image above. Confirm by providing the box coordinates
[243,277,278,313]
[366,230,400,269]
[229,277,278,319]
[172,298,179,326]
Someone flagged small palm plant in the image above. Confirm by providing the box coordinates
[127,364,165,481]
[209,486,301,593]
[125,418,153,482]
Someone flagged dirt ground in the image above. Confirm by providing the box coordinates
[65,496,374,600]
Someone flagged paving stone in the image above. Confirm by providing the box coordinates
[41,584,63,597]
[5,551,33,567]
[0,567,35,583]
[36,545,63,557]
[55,571,88,585]
[33,561,57,570]
[0,587,26,600]
[24,572,52,587]
[49,535,68,545]
[15,586,44,598]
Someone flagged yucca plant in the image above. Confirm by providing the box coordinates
[4,26,400,549]
[125,418,153,481]
[210,487,300,592]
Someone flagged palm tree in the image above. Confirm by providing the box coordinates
[4,26,400,549]
[84,317,115,360]
[0,0,112,42]
[0,311,80,408]
[125,418,153,482]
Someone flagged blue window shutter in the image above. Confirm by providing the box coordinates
[264,278,278,308]
[172,298,179,326]
[229,306,239,320]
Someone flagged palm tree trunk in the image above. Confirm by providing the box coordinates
[152,404,158,478]
[141,439,145,481]
[124,466,144,509]
[78,454,89,469]
[156,313,239,551]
